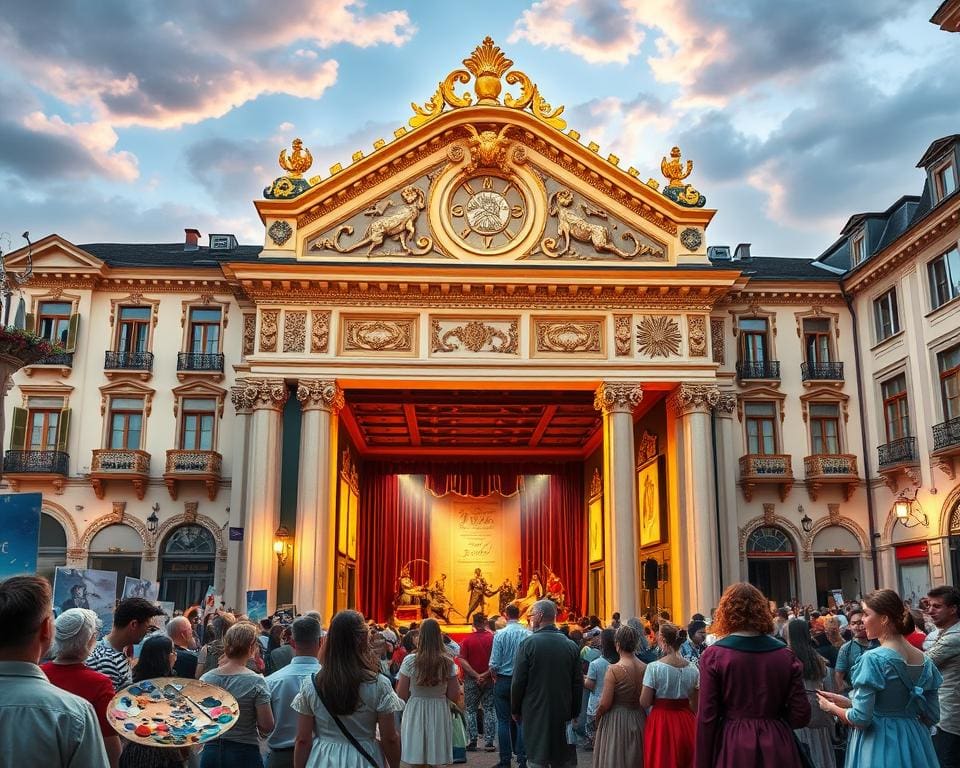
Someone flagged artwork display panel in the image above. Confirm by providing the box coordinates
[122,577,159,601]
[53,566,118,631]
[637,456,664,547]
[0,492,41,578]
[588,497,603,564]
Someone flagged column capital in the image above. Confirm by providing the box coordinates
[232,377,289,412]
[296,379,345,413]
[593,381,643,414]
[667,383,725,416]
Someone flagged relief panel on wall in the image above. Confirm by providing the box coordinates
[531,317,604,357]
[430,317,519,356]
[340,315,418,356]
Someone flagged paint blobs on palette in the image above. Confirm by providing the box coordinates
[199,697,221,708]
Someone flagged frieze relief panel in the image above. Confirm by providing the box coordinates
[242,313,256,357]
[636,315,682,358]
[340,315,418,356]
[259,309,279,352]
[686,314,707,357]
[531,317,604,357]
[430,317,519,356]
[283,311,307,353]
[311,310,330,353]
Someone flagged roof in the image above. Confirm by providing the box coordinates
[931,0,960,32]
[916,134,960,168]
[78,242,263,268]
[725,256,841,281]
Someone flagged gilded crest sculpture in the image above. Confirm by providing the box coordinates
[660,146,706,208]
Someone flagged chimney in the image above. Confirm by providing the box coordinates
[184,228,201,251]
[733,243,752,261]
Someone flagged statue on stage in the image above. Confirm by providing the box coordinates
[393,560,430,618]
[512,571,544,621]
[543,565,570,622]
[466,568,499,621]
[498,578,517,615]
[425,573,463,624]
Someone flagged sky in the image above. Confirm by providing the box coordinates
[0,0,956,258]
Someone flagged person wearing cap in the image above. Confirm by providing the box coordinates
[41,608,121,767]
[87,596,166,691]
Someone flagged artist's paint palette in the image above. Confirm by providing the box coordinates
[107,678,239,748]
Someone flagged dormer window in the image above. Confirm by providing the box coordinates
[933,158,958,202]
[851,231,866,266]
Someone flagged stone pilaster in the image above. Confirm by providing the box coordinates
[224,384,254,608]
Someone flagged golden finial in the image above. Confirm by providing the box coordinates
[463,36,513,104]
[661,146,693,189]
[279,138,313,178]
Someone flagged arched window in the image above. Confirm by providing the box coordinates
[159,525,216,610]
[163,525,215,556]
[747,526,794,554]
[38,512,68,583]
[88,524,143,599]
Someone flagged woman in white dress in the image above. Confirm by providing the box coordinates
[396,618,460,768]
[292,610,404,768]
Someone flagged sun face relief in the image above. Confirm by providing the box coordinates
[449,174,527,251]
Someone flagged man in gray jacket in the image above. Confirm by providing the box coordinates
[511,599,582,768]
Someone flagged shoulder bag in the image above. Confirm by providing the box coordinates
[311,672,379,768]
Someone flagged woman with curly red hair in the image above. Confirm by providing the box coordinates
[694,582,811,768]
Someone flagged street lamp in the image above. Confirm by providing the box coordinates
[0,231,34,326]
[894,490,928,528]
[146,503,160,534]
[799,505,813,533]
[274,525,291,566]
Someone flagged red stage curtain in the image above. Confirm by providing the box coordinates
[423,462,524,498]
[520,467,586,617]
[357,472,430,623]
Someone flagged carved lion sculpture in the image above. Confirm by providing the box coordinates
[542,189,653,260]
[320,186,432,255]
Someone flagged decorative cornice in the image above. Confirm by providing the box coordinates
[593,381,642,414]
[296,379,345,413]
[233,378,289,411]
[667,383,721,416]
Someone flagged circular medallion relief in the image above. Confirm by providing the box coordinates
[448,175,527,251]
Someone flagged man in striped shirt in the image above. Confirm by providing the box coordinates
[87,597,165,691]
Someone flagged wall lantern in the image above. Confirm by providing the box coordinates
[146,503,160,534]
[799,505,813,533]
[274,525,292,566]
[893,490,928,528]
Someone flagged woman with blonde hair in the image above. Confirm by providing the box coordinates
[396,617,460,767]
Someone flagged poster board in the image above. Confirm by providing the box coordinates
[246,589,268,622]
[0,492,41,578]
[122,577,159,601]
[637,456,664,547]
[53,566,118,631]
[588,497,603,564]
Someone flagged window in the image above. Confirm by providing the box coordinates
[851,232,866,265]
[36,302,72,345]
[803,318,832,364]
[109,397,144,450]
[117,306,151,353]
[745,402,777,455]
[180,398,216,451]
[928,248,960,309]
[739,318,768,362]
[809,403,841,454]
[934,159,958,202]
[10,397,69,453]
[873,288,900,342]
[188,308,222,354]
[881,375,910,443]
[939,345,960,421]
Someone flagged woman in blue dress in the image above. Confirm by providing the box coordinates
[816,588,941,767]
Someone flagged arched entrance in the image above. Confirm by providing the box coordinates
[38,513,67,583]
[88,524,143,600]
[159,524,216,610]
[811,525,862,607]
[747,526,798,606]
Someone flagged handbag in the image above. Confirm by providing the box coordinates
[312,672,379,768]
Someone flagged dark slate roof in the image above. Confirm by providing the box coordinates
[721,256,841,281]
[916,134,960,168]
[78,242,263,268]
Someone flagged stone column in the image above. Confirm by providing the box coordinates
[238,378,288,610]
[293,379,343,620]
[668,383,721,618]
[594,382,643,620]
[224,386,254,609]
[713,392,740,589]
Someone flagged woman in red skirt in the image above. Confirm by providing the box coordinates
[640,622,700,767]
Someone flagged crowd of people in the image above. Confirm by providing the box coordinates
[0,574,957,768]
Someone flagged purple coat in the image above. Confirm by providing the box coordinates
[694,634,811,768]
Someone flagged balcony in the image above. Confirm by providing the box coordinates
[23,352,75,377]
[800,361,844,383]
[2,450,69,493]
[163,449,222,501]
[104,350,154,380]
[739,453,793,501]
[89,448,150,500]
[736,360,780,382]
[876,436,920,492]
[176,353,224,381]
[804,454,859,501]
[932,416,960,480]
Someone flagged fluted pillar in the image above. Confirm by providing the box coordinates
[712,391,740,589]
[237,378,288,610]
[668,383,721,618]
[293,379,343,620]
[594,382,643,620]
[224,387,253,609]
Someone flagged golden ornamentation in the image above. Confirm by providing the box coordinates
[431,318,518,354]
[314,185,432,256]
[636,431,658,466]
[279,138,313,178]
[311,310,330,353]
[637,315,682,358]
[268,220,293,246]
[661,146,692,189]
[614,315,632,356]
[283,311,306,353]
[242,314,255,357]
[343,318,414,352]
[259,309,279,352]
[409,37,566,131]
[464,124,512,174]
[593,382,643,414]
[446,172,529,252]
[340,448,360,494]
[711,318,725,364]
[590,468,602,499]
[687,315,707,357]
[541,189,663,260]
[535,320,601,353]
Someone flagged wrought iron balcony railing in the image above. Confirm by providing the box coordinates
[3,450,69,475]
[740,453,793,477]
[877,436,918,467]
[736,360,781,380]
[104,350,154,371]
[165,450,222,475]
[804,454,858,476]
[90,449,151,474]
[32,352,74,368]
[933,417,960,452]
[177,352,224,372]
[800,361,844,381]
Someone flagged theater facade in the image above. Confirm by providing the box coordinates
[3,39,959,622]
